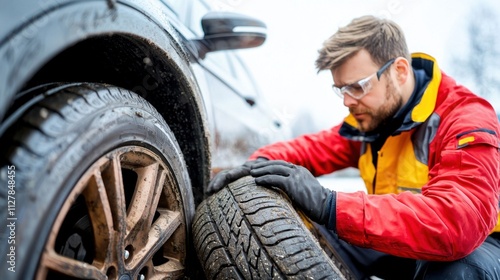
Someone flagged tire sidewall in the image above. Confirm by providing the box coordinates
[1,89,194,279]
[193,177,342,279]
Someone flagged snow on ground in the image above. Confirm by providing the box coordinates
[317,169,366,193]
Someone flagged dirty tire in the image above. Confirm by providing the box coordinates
[193,176,345,279]
[0,83,195,279]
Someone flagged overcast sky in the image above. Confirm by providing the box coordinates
[217,0,500,132]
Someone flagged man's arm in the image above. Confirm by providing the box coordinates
[335,104,500,261]
[206,122,359,195]
[249,123,361,176]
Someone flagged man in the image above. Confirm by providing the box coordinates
[207,15,500,279]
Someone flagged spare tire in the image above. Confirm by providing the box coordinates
[193,176,346,279]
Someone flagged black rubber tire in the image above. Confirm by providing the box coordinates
[0,83,195,279]
[193,176,345,279]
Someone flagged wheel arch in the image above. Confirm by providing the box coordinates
[0,0,211,204]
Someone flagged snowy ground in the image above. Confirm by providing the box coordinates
[317,169,366,194]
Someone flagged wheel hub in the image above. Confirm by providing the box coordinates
[37,146,187,279]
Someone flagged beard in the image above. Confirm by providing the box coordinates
[352,78,403,132]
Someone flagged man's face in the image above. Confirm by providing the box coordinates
[331,50,402,132]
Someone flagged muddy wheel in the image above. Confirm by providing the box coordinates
[193,176,345,279]
[0,83,195,279]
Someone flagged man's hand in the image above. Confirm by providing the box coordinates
[250,160,336,228]
[205,158,267,196]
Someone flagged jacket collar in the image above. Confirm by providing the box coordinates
[339,52,442,142]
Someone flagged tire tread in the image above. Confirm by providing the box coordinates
[194,177,345,279]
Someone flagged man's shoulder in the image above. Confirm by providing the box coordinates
[436,73,492,114]
[434,77,499,137]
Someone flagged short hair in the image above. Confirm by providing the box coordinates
[315,15,411,71]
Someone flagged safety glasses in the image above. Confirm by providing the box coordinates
[332,58,396,100]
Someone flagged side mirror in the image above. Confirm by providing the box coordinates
[193,12,267,59]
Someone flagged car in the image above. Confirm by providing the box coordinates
[0,1,292,279]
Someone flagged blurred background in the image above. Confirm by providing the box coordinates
[207,0,500,191]
[210,0,500,134]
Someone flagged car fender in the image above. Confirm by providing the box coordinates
[0,0,211,199]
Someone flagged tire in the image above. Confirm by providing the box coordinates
[193,176,346,279]
[0,83,195,279]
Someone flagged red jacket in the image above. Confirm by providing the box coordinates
[249,53,500,261]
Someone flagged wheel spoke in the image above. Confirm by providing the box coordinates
[82,170,115,262]
[149,258,184,280]
[126,163,165,245]
[128,209,182,270]
[101,154,127,236]
[41,249,107,280]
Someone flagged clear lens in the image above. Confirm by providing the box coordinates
[332,73,375,100]
[332,85,344,98]
[331,58,395,100]
[356,74,375,96]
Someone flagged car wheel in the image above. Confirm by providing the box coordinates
[193,176,346,279]
[0,83,195,279]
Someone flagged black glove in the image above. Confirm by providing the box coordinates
[205,157,268,196]
[250,160,336,229]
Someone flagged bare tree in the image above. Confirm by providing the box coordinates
[451,3,500,99]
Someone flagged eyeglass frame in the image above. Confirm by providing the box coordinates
[332,58,396,100]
